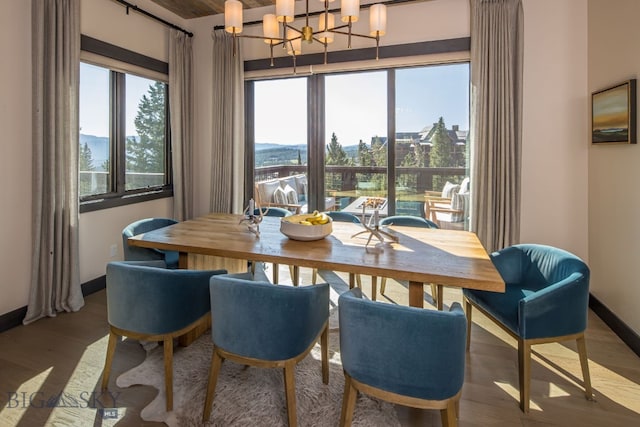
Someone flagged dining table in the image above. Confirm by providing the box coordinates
[127,212,505,310]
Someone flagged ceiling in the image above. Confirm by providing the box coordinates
[149,0,273,19]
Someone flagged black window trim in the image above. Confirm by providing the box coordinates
[79,35,173,213]
[245,38,471,215]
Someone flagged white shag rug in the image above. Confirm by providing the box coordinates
[116,310,400,426]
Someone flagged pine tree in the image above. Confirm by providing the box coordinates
[326,132,350,165]
[429,117,455,189]
[79,142,94,172]
[370,136,387,167]
[127,81,166,174]
[357,139,373,167]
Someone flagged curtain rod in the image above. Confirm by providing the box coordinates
[213,0,426,30]
[113,0,193,37]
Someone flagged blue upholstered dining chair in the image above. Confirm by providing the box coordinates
[102,261,227,411]
[378,215,441,306]
[122,217,179,269]
[203,275,330,427]
[463,244,593,412]
[338,288,466,427]
[253,206,292,217]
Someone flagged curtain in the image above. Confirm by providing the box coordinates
[25,0,84,325]
[469,0,524,253]
[169,29,194,221]
[210,30,245,214]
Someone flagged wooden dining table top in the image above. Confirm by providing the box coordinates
[128,213,505,302]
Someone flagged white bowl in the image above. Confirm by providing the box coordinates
[280,214,333,241]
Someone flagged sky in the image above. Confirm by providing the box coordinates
[80,61,470,146]
[254,62,470,146]
[79,63,159,137]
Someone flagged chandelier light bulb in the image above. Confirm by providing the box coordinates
[369,4,386,37]
[286,29,302,56]
[224,0,243,34]
[263,14,280,44]
[341,0,360,23]
[318,12,335,44]
[276,0,295,23]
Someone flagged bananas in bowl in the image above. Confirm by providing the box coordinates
[280,211,333,241]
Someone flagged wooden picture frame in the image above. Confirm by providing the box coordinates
[592,79,637,144]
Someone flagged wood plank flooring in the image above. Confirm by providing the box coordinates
[0,266,639,426]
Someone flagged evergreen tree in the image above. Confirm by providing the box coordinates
[297,149,302,165]
[370,136,387,167]
[325,132,350,165]
[357,139,373,167]
[126,81,166,174]
[429,117,455,188]
[79,142,94,171]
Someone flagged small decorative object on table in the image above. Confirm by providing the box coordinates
[280,211,333,241]
[239,198,263,237]
[352,201,398,249]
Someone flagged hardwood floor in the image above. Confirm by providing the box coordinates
[0,267,639,426]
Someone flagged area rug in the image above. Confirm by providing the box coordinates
[116,310,400,426]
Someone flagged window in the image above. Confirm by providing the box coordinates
[248,62,469,228]
[78,37,171,212]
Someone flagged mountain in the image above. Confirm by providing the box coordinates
[79,134,109,170]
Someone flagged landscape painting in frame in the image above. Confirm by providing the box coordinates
[592,79,637,144]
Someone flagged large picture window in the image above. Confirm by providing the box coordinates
[249,62,470,229]
[78,39,172,212]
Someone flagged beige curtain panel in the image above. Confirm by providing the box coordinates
[25,0,84,325]
[210,30,245,214]
[169,29,195,221]
[469,0,524,253]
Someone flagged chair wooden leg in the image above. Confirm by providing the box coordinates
[340,374,357,427]
[312,268,318,285]
[576,334,594,400]
[430,283,438,305]
[163,337,174,411]
[356,274,361,288]
[321,325,329,384]
[291,266,300,286]
[283,361,298,427]
[436,284,444,310]
[464,299,472,351]
[380,277,387,294]
[101,330,118,390]
[348,273,355,289]
[518,338,531,413]
[202,350,223,421]
[371,276,377,301]
[440,400,457,427]
[273,263,280,284]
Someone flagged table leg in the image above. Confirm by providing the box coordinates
[409,281,424,308]
[178,252,188,269]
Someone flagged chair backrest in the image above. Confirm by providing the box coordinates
[254,207,292,217]
[106,261,224,335]
[489,244,590,339]
[491,244,590,291]
[210,276,329,361]
[327,211,361,224]
[379,215,438,228]
[339,288,466,401]
[122,218,178,261]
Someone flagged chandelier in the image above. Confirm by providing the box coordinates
[224,0,388,69]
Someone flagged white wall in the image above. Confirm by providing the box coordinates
[0,0,32,316]
[520,0,589,261]
[588,0,640,333]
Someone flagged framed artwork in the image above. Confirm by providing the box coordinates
[592,79,637,144]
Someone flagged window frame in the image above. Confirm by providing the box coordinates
[79,35,173,213]
[246,60,470,217]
